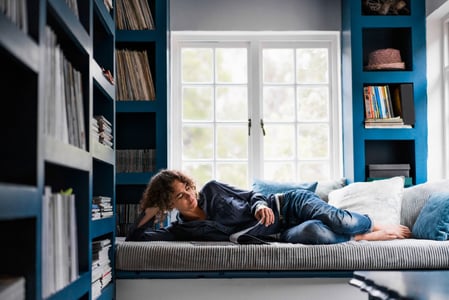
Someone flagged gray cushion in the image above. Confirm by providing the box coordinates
[315,178,347,202]
[116,239,449,272]
[401,180,449,229]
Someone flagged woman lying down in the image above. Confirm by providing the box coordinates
[126,169,411,244]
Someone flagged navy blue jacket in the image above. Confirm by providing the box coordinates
[126,180,282,242]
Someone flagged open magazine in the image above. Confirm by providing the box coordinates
[229,221,271,245]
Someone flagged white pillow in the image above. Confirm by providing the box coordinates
[328,176,404,225]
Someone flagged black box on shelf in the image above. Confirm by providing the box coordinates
[368,164,410,177]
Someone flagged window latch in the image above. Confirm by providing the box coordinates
[260,119,266,136]
[248,118,251,136]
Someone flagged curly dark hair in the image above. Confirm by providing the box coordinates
[140,169,197,211]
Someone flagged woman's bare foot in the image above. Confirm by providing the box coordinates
[354,224,411,241]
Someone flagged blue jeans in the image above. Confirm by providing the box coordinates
[280,189,372,244]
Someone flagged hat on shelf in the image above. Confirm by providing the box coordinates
[365,48,405,70]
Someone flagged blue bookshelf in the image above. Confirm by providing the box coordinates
[341,0,427,185]
[115,0,168,237]
[0,0,116,299]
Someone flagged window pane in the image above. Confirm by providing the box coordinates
[217,163,248,188]
[297,124,329,159]
[216,48,247,83]
[182,125,214,159]
[216,86,248,121]
[183,163,213,189]
[183,87,213,121]
[297,87,329,121]
[217,125,247,159]
[263,162,294,181]
[182,48,213,83]
[296,48,328,84]
[264,124,295,159]
[263,49,294,83]
[263,86,295,122]
[298,162,330,181]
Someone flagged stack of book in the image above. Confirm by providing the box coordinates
[116,49,156,100]
[91,239,112,300]
[92,196,113,220]
[116,149,156,173]
[41,187,78,298]
[0,276,25,300]
[115,0,154,30]
[364,116,411,128]
[92,115,113,148]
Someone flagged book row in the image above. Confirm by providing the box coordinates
[116,49,156,101]
[115,0,154,30]
[364,85,398,120]
[43,26,86,149]
[116,149,156,173]
[363,84,414,128]
[42,187,78,298]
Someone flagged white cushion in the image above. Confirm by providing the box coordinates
[328,176,404,224]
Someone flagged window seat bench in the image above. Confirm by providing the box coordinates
[115,238,449,279]
[115,178,449,279]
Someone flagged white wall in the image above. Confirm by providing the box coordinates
[426,1,449,180]
[116,278,366,300]
[427,0,448,15]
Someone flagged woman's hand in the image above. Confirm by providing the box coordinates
[255,206,275,227]
[137,207,160,228]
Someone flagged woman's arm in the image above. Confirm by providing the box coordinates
[137,207,160,227]
[126,207,176,241]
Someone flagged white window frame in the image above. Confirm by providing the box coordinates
[443,18,449,176]
[170,31,343,184]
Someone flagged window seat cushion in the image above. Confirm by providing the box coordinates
[115,238,449,272]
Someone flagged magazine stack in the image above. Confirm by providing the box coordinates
[91,238,112,299]
[92,115,113,149]
[92,196,113,220]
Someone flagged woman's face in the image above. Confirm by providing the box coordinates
[170,179,197,211]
